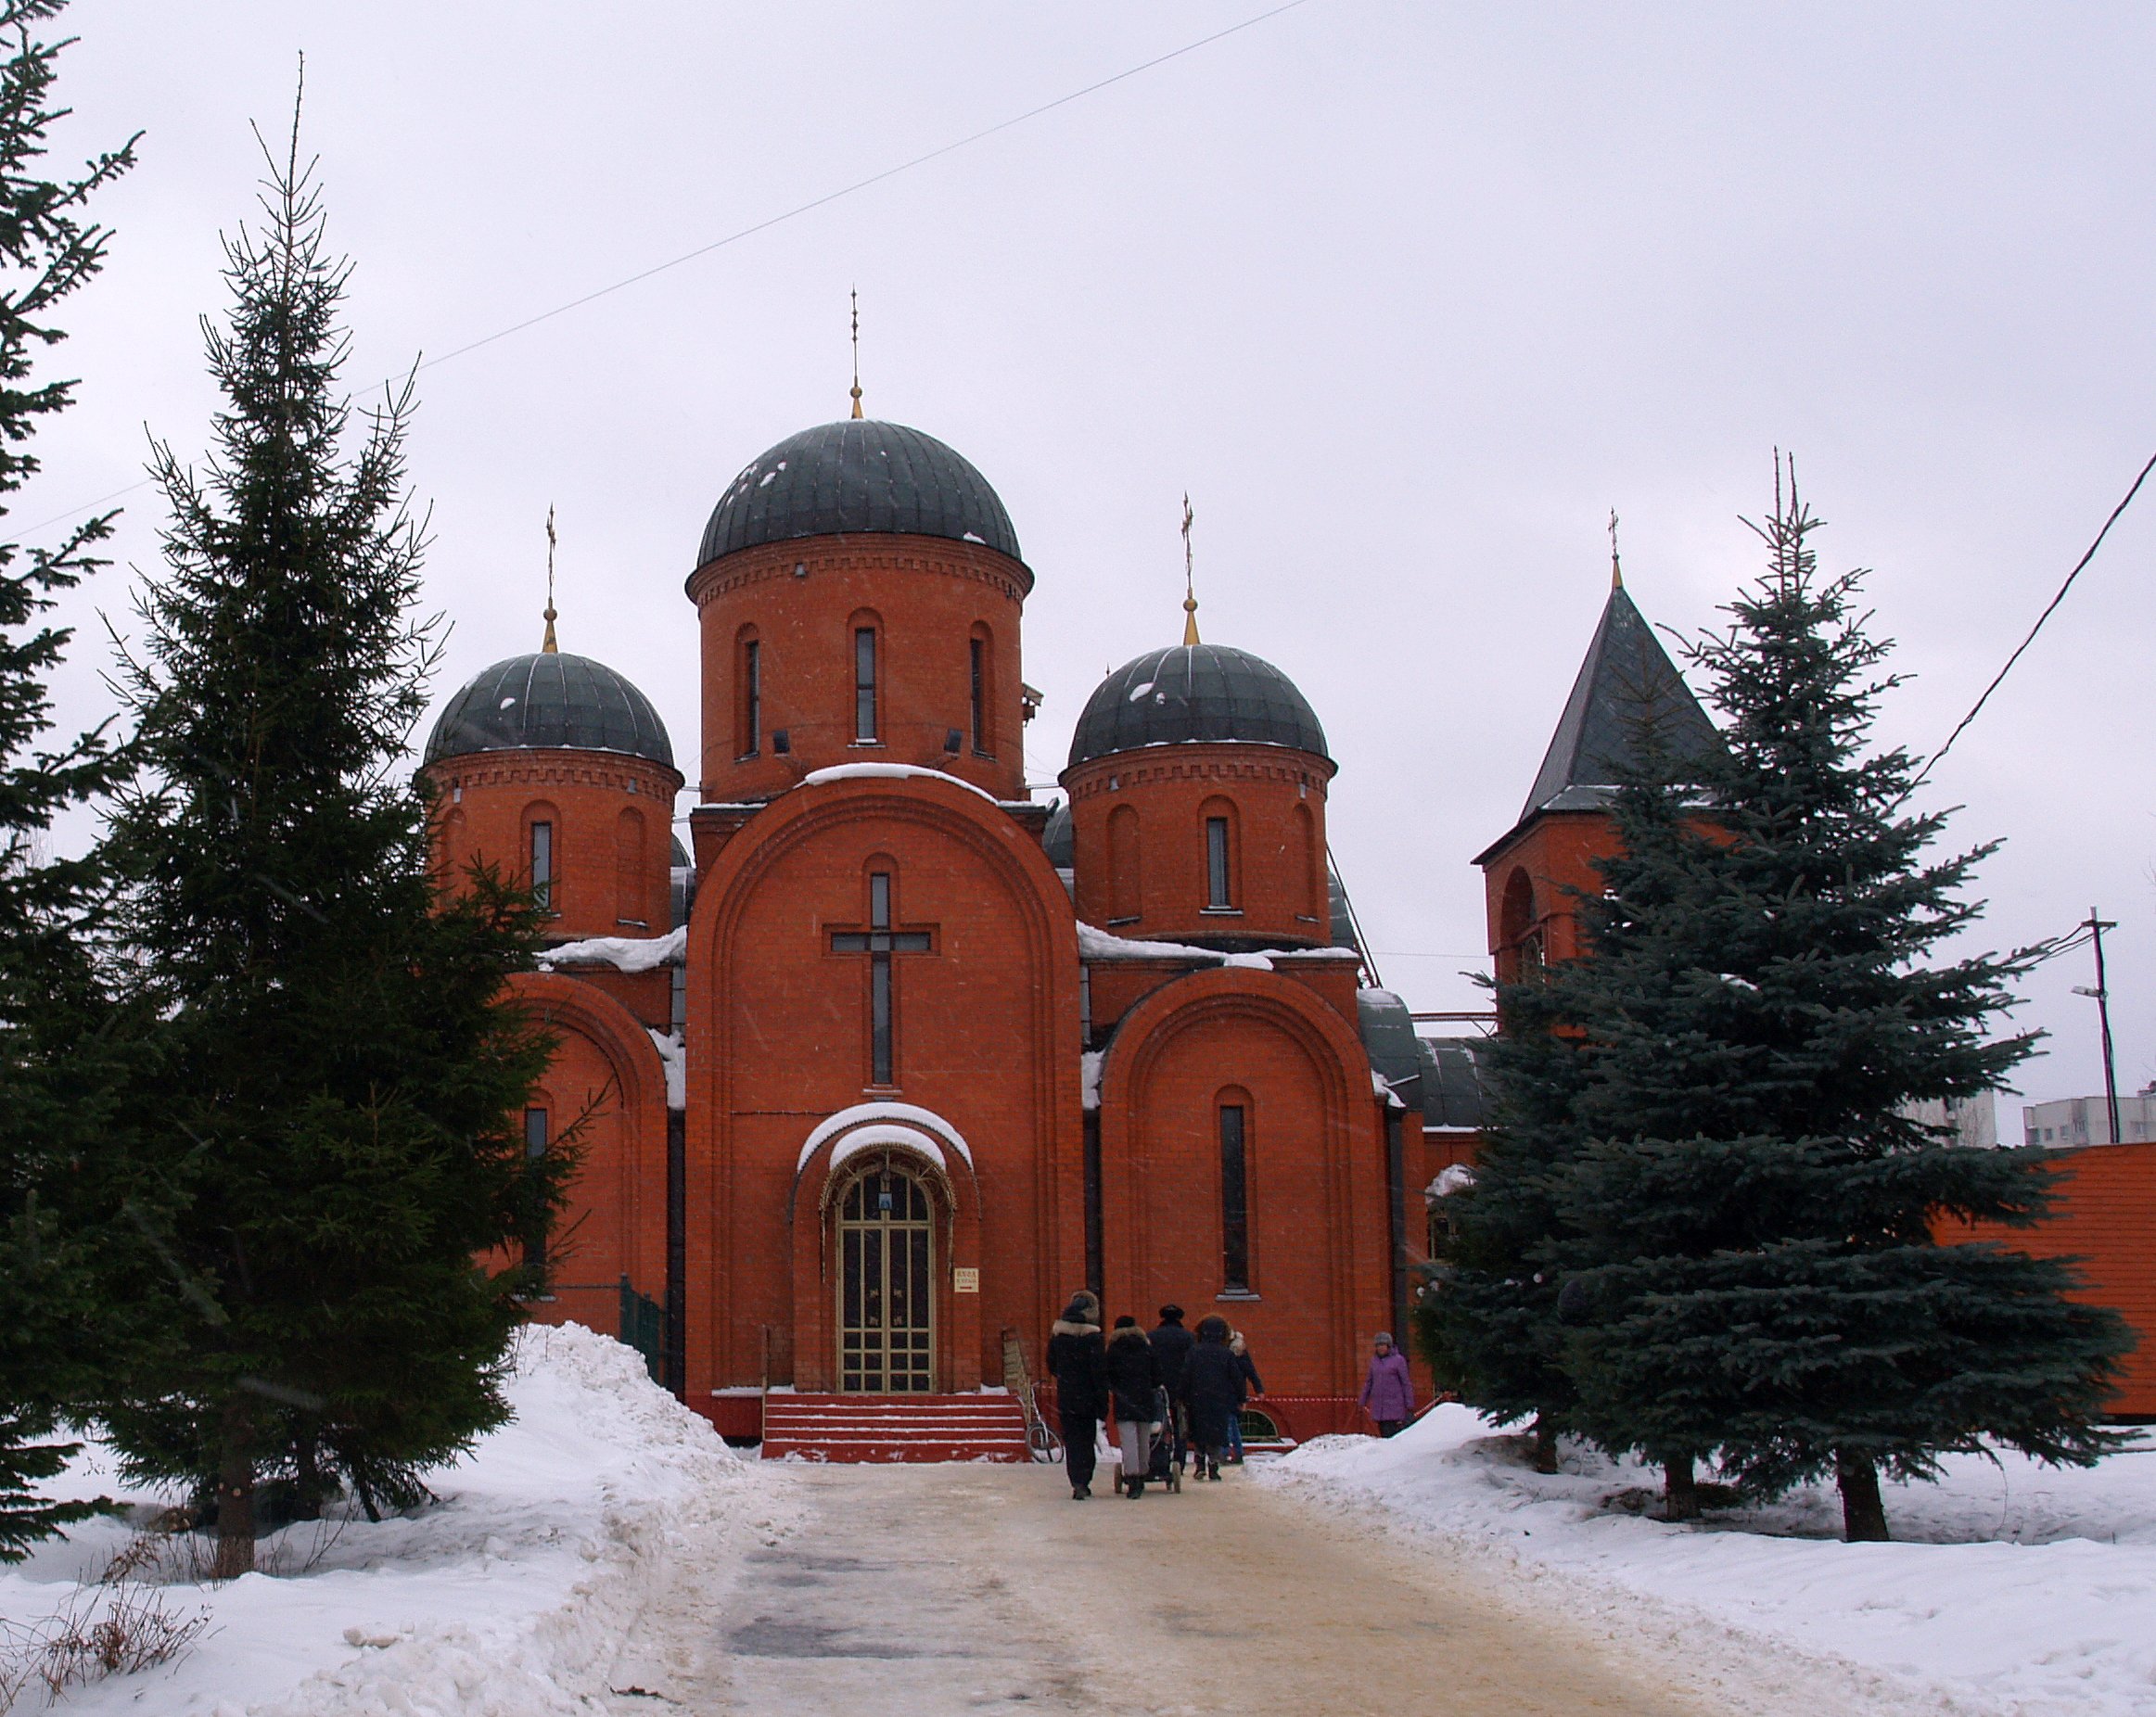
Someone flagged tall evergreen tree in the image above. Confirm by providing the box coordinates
[97,92,564,1577]
[0,0,136,1560]
[1413,969,1588,1472]
[1551,469,2130,1539]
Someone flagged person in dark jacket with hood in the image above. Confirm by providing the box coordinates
[1181,1316,1244,1481]
[1104,1316,1161,1497]
[1045,1291,1105,1499]
[1149,1304,1196,1472]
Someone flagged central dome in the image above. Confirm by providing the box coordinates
[1068,643,1329,768]
[696,419,1022,566]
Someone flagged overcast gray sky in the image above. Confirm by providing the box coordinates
[23,1,2156,1113]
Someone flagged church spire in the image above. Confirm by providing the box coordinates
[1516,573,1716,823]
[1180,492,1200,646]
[848,287,863,420]
[542,504,559,653]
[1609,506,1624,591]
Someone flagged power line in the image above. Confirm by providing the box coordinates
[1909,447,2156,798]
[14,2,1314,545]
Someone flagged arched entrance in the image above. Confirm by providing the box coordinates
[835,1159,937,1393]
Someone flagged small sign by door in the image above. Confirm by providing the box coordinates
[952,1267,980,1293]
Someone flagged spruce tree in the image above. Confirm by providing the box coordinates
[97,93,564,1577]
[0,0,135,1559]
[1414,971,1589,1472]
[1554,469,2130,1540]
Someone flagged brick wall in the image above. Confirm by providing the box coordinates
[1949,1140,2156,1418]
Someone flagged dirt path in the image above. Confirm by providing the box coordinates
[601,1459,1744,1716]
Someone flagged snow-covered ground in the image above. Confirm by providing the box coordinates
[1263,1405,2156,1717]
[0,1324,782,1715]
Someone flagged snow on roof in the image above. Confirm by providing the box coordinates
[1427,1164,1476,1200]
[646,1029,684,1111]
[1075,921,1359,967]
[829,1125,945,1176]
[800,762,1001,806]
[797,1100,976,1174]
[537,924,687,973]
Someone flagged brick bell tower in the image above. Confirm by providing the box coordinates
[1472,564,1716,980]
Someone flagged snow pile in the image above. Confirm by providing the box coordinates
[0,1322,780,1716]
[536,923,686,972]
[1264,1405,2156,1717]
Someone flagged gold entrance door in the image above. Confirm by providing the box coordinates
[837,1164,936,1393]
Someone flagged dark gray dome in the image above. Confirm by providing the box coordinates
[1068,643,1329,769]
[1041,799,1073,868]
[697,419,1022,567]
[426,652,674,769]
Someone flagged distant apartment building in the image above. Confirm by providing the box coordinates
[2022,1090,2156,1149]
[1902,1091,1999,1150]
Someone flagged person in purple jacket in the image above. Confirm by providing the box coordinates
[1359,1331,1414,1438]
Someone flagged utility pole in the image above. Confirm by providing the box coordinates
[2072,908,2120,1144]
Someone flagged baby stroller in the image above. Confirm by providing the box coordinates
[1113,1388,1181,1495]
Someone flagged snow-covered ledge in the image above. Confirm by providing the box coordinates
[800,762,1001,805]
[536,924,687,973]
[1075,921,1361,970]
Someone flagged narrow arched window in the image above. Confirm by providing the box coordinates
[1107,804,1142,922]
[615,807,647,926]
[854,627,878,742]
[1295,804,1323,922]
[525,806,558,915]
[1218,1099,1250,1291]
[737,629,761,757]
[1199,795,1240,913]
[523,1105,550,1273]
[969,624,993,755]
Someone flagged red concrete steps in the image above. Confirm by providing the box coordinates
[759,1393,1034,1462]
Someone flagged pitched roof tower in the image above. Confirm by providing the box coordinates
[1517,582,1716,821]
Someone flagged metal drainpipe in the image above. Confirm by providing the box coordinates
[1384,1106,1408,1344]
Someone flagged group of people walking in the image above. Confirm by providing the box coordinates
[1046,1299,1423,1500]
[1044,1296,1262,1499]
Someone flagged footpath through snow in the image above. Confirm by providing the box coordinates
[0,1324,785,1716]
[1262,1405,2156,1717]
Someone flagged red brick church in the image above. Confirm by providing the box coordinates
[423,410,2152,1452]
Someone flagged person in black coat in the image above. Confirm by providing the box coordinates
[1045,1291,1105,1499]
[1103,1316,1162,1498]
[1149,1304,1196,1472]
[1181,1316,1244,1481]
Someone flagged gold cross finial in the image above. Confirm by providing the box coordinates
[1608,507,1624,591]
[849,288,863,420]
[1180,492,1200,645]
[542,505,559,652]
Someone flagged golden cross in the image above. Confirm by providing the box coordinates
[849,288,863,419]
[542,504,559,652]
[1180,493,1200,645]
